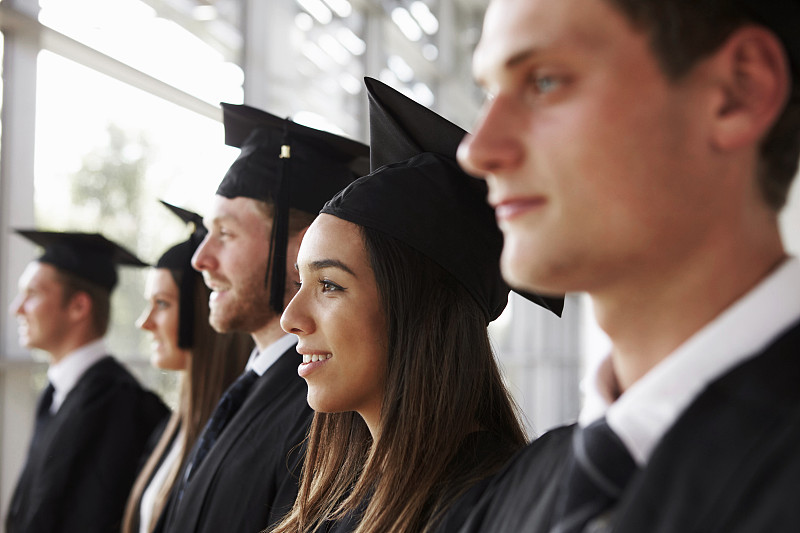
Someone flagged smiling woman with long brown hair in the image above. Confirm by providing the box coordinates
[122,203,252,533]
[269,78,563,533]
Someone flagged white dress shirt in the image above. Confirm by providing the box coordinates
[47,338,109,413]
[580,257,800,466]
[139,432,182,533]
[245,333,298,377]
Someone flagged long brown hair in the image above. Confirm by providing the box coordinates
[122,272,253,533]
[270,226,527,533]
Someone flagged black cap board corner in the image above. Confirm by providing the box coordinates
[14,229,147,291]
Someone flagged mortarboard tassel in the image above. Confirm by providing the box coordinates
[266,122,292,314]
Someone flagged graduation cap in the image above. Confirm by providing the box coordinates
[14,230,147,291]
[737,1,800,78]
[321,78,564,322]
[216,102,370,313]
[155,200,206,348]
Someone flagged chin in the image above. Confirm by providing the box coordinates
[209,312,233,333]
[501,245,541,290]
[306,392,340,414]
[154,353,179,371]
[151,352,166,369]
[501,246,564,295]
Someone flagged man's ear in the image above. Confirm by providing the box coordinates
[709,25,790,151]
[67,291,93,323]
[295,224,310,243]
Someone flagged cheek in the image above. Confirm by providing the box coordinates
[26,298,46,316]
[167,314,181,341]
[154,311,181,342]
[167,348,190,371]
[362,308,388,371]
[333,302,386,365]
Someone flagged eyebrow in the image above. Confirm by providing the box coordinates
[505,48,538,70]
[152,291,176,299]
[297,259,357,277]
[204,212,239,228]
[475,47,539,87]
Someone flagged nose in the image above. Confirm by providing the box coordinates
[457,95,525,178]
[280,290,315,336]
[136,306,155,331]
[191,234,215,272]
[9,294,24,317]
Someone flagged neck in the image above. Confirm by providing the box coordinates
[363,415,381,441]
[592,222,785,393]
[49,332,101,365]
[250,317,286,352]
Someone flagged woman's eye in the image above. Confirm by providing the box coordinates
[320,279,343,293]
[155,299,170,310]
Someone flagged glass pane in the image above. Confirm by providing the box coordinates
[290,1,367,138]
[34,50,239,389]
[39,0,243,106]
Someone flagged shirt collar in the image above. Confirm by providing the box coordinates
[47,338,109,413]
[580,256,800,466]
[246,333,298,376]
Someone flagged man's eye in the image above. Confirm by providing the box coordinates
[529,74,559,94]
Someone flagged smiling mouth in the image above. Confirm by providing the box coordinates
[302,353,332,363]
[208,288,228,304]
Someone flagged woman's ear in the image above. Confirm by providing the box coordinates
[709,25,790,151]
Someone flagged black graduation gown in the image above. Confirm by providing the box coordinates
[457,319,800,533]
[159,345,314,533]
[5,356,169,533]
[323,431,522,533]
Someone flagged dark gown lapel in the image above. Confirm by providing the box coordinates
[613,318,800,533]
[24,357,117,469]
[458,319,800,533]
[168,345,305,533]
[7,355,168,533]
[454,426,573,533]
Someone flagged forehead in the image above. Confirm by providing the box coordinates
[298,215,367,267]
[206,195,269,228]
[474,0,636,82]
[19,261,61,290]
[145,268,179,295]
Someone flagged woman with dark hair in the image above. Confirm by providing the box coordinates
[270,78,563,533]
[122,203,252,533]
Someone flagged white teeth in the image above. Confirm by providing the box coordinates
[302,354,332,364]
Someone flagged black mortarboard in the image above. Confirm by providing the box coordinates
[321,78,564,322]
[216,102,370,313]
[14,230,147,291]
[736,1,800,78]
[155,200,206,348]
